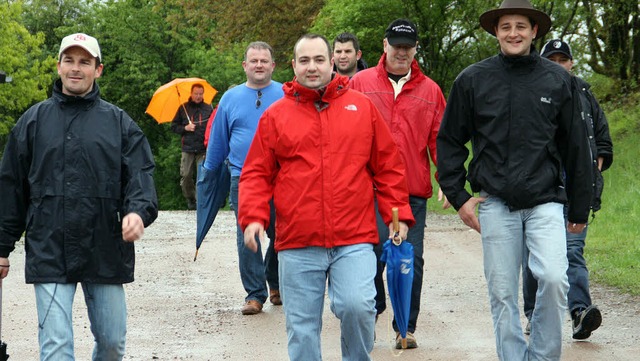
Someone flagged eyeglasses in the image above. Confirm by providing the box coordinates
[255,90,262,108]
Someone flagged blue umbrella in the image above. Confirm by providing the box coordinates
[380,208,414,349]
[194,161,230,261]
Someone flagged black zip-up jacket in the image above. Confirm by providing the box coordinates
[0,80,158,283]
[171,99,212,153]
[573,75,613,212]
[437,50,593,224]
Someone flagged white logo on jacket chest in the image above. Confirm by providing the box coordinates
[540,97,551,104]
[344,104,358,111]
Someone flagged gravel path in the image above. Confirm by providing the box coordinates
[2,211,639,360]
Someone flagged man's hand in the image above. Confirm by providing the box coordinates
[122,213,144,242]
[0,257,10,279]
[243,222,264,253]
[458,197,486,233]
[567,222,587,234]
[185,122,196,132]
[388,221,409,243]
[437,187,451,209]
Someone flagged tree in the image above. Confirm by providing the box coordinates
[0,1,57,157]
[582,0,640,88]
[21,0,98,59]
[164,0,324,67]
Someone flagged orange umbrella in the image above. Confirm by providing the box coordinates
[146,78,217,124]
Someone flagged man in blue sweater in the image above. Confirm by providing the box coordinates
[204,41,284,315]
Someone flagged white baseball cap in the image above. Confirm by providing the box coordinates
[58,33,101,62]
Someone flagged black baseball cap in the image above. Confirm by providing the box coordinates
[540,39,573,60]
[385,19,418,46]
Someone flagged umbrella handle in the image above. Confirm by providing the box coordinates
[176,86,193,124]
[391,207,402,245]
[180,102,193,124]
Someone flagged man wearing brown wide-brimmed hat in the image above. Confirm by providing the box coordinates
[437,1,593,360]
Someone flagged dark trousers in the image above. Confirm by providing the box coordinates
[374,196,426,333]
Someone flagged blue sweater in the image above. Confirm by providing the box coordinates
[204,82,283,176]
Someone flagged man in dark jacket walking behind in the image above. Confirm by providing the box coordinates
[436,1,593,360]
[171,83,213,210]
[522,38,614,340]
[0,33,158,360]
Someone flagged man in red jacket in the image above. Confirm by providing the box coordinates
[240,34,415,360]
[351,18,446,349]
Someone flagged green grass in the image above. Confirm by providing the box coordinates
[587,127,640,295]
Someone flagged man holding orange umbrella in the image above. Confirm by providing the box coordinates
[171,83,214,210]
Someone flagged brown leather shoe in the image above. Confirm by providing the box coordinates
[395,332,418,349]
[241,300,263,315]
[269,290,282,305]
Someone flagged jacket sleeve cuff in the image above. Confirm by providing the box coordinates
[451,191,472,212]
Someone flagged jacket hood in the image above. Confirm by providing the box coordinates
[283,74,350,103]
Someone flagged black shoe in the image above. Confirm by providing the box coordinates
[187,201,197,210]
[572,305,602,340]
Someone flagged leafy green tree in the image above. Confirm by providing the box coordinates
[165,0,324,66]
[581,0,640,88]
[21,0,97,59]
[0,1,57,157]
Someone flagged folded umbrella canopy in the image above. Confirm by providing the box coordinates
[146,78,217,124]
[380,207,414,349]
[194,162,230,261]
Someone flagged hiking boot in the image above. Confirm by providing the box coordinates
[572,305,602,340]
[395,332,418,349]
[241,300,263,315]
[524,320,531,336]
[269,289,282,305]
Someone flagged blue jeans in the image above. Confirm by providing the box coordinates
[374,196,426,333]
[231,176,278,303]
[279,244,376,361]
[35,283,126,361]
[523,223,591,319]
[478,194,568,361]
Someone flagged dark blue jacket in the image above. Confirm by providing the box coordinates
[0,80,158,283]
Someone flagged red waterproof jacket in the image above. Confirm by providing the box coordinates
[239,75,415,252]
[351,54,446,199]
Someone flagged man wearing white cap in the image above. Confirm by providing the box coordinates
[437,1,594,360]
[0,33,158,360]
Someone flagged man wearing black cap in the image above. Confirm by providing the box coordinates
[436,1,593,360]
[522,38,614,340]
[351,18,446,349]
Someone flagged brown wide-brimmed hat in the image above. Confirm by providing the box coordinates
[479,0,551,40]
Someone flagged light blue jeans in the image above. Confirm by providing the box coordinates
[478,194,568,361]
[279,244,376,361]
[35,283,127,361]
